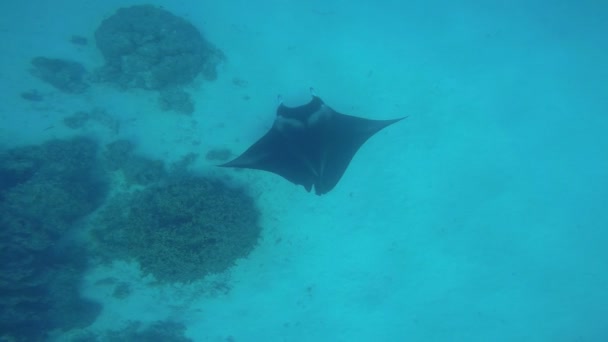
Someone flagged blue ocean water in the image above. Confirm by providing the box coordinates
[0,0,607,341]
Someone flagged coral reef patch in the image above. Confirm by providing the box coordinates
[92,176,261,283]
[30,56,89,93]
[0,137,108,341]
[94,5,224,90]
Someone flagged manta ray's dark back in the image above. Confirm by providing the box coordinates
[220,91,406,195]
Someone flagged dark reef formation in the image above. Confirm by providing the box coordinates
[0,137,108,341]
[29,56,89,93]
[0,136,259,339]
[92,176,261,283]
[94,4,225,90]
[8,3,254,339]
[25,5,224,114]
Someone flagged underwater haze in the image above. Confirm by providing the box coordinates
[1,0,607,341]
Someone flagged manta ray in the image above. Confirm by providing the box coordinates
[220,89,406,195]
